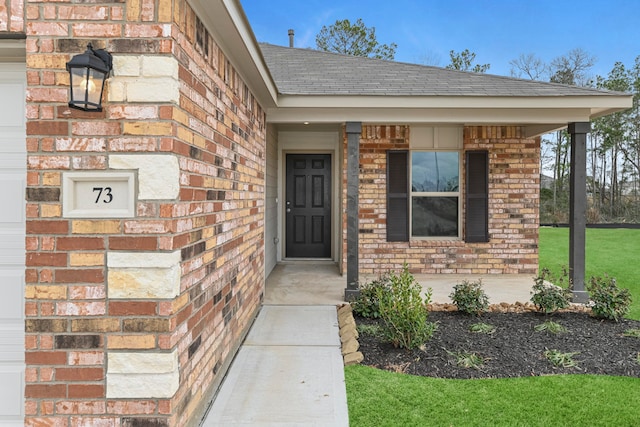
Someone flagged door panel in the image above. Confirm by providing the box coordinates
[285,154,331,258]
[0,63,26,424]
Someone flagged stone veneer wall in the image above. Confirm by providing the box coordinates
[343,125,540,276]
[20,0,265,425]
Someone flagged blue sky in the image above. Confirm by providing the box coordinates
[242,0,639,79]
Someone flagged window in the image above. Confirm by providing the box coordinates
[411,151,459,238]
[386,150,488,243]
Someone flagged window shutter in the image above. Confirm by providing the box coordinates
[387,150,409,241]
[465,151,489,243]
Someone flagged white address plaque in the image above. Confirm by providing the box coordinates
[63,171,136,218]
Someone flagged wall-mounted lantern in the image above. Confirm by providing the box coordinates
[66,43,113,112]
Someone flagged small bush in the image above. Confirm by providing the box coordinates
[449,279,489,315]
[376,265,437,349]
[588,275,632,322]
[351,274,391,319]
[531,268,571,314]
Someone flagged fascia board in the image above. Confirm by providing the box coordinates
[275,94,633,112]
[188,0,278,108]
[266,107,593,124]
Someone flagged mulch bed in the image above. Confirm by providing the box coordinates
[356,307,640,379]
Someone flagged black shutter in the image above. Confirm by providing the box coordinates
[465,151,489,243]
[387,150,409,241]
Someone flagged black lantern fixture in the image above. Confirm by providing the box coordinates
[66,43,113,111]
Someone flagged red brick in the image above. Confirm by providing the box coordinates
[27,156,71,170]
[26,252,67,267]
[57,237,105,251]
[25,351,67,365]
[26,22,68,36]
[68,384,104,399]
[26,220,69,234]
[109,301,157,316]
[27,88,68,103]
[25,384,67,399]
[71,121,121,136]
[58,6,109,20]
[108,236,157,250]
[56,368,104,382]
[55,269,104,284]
[71,23,121,37]
[27,121,69,136]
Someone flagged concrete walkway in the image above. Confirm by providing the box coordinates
[201,262,534,426]
[201,305,348,426]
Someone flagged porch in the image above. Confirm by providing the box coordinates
[265,262,535,306]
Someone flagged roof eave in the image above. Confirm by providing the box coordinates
[266,94,633,137]
[187,0,278,108]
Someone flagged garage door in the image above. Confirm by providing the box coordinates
[0,62,26,424]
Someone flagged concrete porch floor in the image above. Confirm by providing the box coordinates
[265,262,536,305]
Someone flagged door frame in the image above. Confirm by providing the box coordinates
[284,153,332,258]
[276,130,341,263]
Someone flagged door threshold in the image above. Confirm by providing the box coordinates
[280,258,335,264]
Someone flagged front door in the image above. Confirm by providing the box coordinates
[285,154,331,258]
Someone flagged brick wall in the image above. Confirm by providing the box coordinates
[22,0,265,425]
[0,0,24,32]
[343,125,540,276]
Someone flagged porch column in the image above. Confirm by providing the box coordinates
[345,122,361,301]
[568,122,590,303]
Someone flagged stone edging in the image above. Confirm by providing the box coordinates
[337,304,363,366]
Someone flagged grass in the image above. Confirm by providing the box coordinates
[469,322,495,334]
[623,328,640,338]
[345,228,640,425]
[346,365,640,427]
[446,350,487,369]
[539,227,640,320]
[534,320,568,334]
[544,349,580,368]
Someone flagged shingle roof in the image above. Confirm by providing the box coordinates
[259,43,619,98]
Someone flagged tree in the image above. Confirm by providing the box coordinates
[509,48,596,222]
[315,18,397,60]
[446,49,490,73]
[509,53,547,80]
[549,48,596,86]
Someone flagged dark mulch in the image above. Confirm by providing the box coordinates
[356,311,640,379]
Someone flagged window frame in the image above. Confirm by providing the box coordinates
[409,150,462,240]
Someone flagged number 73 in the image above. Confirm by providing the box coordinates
[93,187,113,204]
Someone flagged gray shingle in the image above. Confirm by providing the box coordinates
[259,43,621,97]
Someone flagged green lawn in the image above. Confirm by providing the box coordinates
[346,365,640,427]
[539,227,640,320]
[346,228,640,426]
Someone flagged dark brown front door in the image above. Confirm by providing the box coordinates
[285,154,331,258]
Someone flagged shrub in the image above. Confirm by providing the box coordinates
[351,274,391,319]
[376,265,437,349]
[530,268,571,314]
[449,279,489,315]
[588,275,632,322]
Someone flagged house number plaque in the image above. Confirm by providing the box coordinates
[62,171,136,218]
